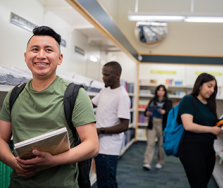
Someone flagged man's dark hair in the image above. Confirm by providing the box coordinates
[104,61,122,75]
[27,26,61,46]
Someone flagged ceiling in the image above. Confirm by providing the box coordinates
[36,0,121,53]
[36,0,223,63]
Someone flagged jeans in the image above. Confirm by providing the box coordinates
[95,154,119,188]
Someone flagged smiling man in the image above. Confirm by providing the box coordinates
[92,61,130,188]
[0,26,99,188]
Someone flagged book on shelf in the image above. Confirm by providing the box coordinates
[14,127,70,160]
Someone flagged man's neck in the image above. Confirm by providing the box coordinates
[32,75,57,91]
[110,82,120,89]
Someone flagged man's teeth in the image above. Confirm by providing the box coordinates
[36,63,48,65]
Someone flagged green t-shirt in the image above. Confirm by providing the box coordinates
[0,76,96,188]
[179,95,217,140]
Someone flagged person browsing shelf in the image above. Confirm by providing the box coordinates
[143,85,172,170]
[0,26,99,188]
[179,73,223,188]
[92,61,130,188]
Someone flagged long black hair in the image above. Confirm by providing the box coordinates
[154,85,168,101]
[191,73,218,118]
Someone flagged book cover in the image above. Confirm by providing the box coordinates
[146,105,162,118]
[14,127,70,160]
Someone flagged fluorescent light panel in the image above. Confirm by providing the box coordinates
[185,17,223,23]
[129,15,184,22]
[128,12,223,23]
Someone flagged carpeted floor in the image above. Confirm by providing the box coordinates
[92,141,219,188]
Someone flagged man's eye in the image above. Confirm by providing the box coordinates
[46,49,52,52]
[32,48,38,51]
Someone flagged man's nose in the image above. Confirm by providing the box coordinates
[37,49,46,58]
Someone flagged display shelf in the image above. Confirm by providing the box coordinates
[213,156,223,188]
[139,84,193,89]
[0,85,14,92]
[128,93,134,97]
[214,139,223,158]
[139,93,183,99]
[137,137,147,141]
[129,123,135,128]
[90,173,97,186]
[86,91,98,96]
[138,123,147,127]
[120,138,135,157]
[138,109,145,112]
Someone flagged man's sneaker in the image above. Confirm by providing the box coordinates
[143,164,152,170]
[155,164,162,169]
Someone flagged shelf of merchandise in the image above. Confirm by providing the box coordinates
[0,85,14,92]
[213,139,223,188]
[120,138,135,157]
[139,84,193,89]
[90,173,97,186]
[128,93,134,97]
[86,91,98,96]
[129,123,135,128]
[137,137,147,141]
[138,123,147,127]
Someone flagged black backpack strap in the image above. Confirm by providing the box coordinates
[64,83,91,188]
[64,82,84,146]
[10,83,26,112]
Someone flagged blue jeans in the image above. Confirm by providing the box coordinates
[95,154,119,188]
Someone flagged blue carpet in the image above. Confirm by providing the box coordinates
[92,141,219,188]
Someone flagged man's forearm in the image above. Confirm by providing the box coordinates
[0,139,16,170]
[97,121,129,134]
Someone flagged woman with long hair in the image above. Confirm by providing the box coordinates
[143,85,172,170]
[179,73,223,187]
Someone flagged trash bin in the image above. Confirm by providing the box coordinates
[0,161,12,188]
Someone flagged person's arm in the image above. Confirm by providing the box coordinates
[144,100,153,116]
[0,119,39,178]
[158,100,172,115]
[96,118,129,135]
[181,114,223,135]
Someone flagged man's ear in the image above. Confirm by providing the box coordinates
[58,54,63,65]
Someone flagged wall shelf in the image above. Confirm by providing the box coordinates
[120,138,135,157]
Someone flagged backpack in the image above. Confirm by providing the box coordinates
[162,95,197,157]
[9,82,92,188]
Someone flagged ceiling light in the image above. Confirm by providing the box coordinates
[136,21,167,26]
[185,17,223,23]
[128,14,184,22]
[128,12,223,23]
[90,55,97,62]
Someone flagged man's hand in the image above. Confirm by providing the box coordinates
[13,158,39,179]
[16,150,55,170]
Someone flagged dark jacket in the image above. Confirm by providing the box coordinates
[144,98,172,131]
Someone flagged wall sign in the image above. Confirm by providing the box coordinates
[150,70,176,74]
[61,39,66,47]
[196,71,222,76]
[75,46,85,56]
[10,12,37,32]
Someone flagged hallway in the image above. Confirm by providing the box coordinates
[92,142,219,188]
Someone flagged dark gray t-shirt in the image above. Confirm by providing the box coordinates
[179,95,217,140]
